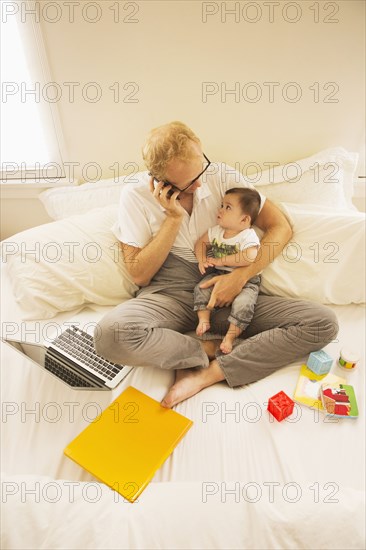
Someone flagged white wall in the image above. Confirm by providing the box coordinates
[1,190,53,240]
[1,0,365,238]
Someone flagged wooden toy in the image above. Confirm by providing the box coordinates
[267,391,294,422]
[307,350,333,375]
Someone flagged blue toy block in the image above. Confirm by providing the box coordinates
[307,350,333,375]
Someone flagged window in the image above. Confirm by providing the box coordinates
[0,1,66,181]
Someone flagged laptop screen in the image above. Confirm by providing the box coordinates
[2,330,133,390]
[2,339,47,368]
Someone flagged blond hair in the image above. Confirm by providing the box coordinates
[142,121,201,181]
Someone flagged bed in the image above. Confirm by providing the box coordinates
[1,147,365,550]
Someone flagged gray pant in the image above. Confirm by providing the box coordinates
[94,253,339,387]
[194,272,261,330]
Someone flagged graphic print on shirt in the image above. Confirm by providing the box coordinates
[211,238,239,258]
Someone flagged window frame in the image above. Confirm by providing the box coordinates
[0,0,67,183]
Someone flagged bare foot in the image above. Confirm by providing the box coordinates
[161,360,225,408]
[220,336,234,354]
[196,321,211,337]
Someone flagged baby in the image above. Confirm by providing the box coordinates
[193,187,261,354]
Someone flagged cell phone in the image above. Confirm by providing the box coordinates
[148,173,180,200]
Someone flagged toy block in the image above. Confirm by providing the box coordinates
[267,391,294,422]
[307,350,333,375]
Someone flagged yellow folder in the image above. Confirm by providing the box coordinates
[64,386,193,502]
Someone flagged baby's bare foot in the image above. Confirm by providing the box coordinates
[196,321,210,337]
[220,336,233,354]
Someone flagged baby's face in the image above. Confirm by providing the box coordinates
[217,195,249,231]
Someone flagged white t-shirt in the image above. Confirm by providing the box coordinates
[208,225,260,272]
[112,162,266,263]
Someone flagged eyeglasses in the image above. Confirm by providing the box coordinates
[150,153,211,194]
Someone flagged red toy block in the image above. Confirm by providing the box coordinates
[267,391,294,422]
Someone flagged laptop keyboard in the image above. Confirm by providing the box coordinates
[51,326,124,381]
[45,355,94,387]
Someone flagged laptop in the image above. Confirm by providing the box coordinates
[64,386,193,502]
[1,324,133,390]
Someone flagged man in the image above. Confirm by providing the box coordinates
[95,121,338,408]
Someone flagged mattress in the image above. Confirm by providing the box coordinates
[1,265,365,549]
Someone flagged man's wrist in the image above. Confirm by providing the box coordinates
[229,265,249,286]
[166,211,184,221]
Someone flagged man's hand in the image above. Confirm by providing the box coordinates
[200,269,247,309]
[122,177,186,287]
[149,177,184,219]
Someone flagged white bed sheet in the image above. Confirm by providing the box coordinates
[1,264,365,549]
[2,475,364,550]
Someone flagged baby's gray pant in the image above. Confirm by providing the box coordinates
[194,273,261,331]
[94,254,339,387]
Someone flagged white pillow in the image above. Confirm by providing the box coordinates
[261,203,366,304]
[2,202,364,321]
[40,147,358,221]
[252,146,358,210]
[39,173,146,220]
[1,206,138,320]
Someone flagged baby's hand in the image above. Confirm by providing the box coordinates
[207,257,222,267]
[199,260,210,275]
